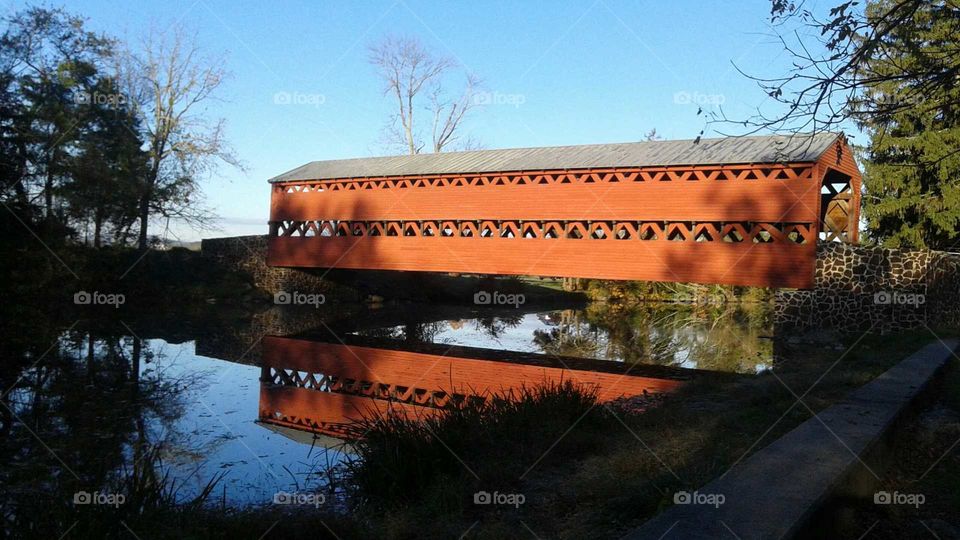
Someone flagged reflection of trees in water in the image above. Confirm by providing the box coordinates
[358,313,526,344]
[533,311,603,358]
[404,322,445,343]
[358,321,447,342]
[536,304,773,372]
[354,303,772,372]
[645,307,773,372]
[356,326,406,339]
[472,313,523,340]
[531,308,670,363]
[0,329,199,524]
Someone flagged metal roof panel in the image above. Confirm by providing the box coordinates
[269,132,840,183]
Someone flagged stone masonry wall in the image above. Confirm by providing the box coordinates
[204,235,960,334]
[775,242,960,333]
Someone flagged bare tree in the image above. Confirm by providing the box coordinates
[428,72,482,152]
[718,0,960,249]
[368,35,481,154]
[119,24,241,251]
[712,0,940,136]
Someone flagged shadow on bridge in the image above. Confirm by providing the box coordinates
[254,328,730,440]
[659,176,818,291]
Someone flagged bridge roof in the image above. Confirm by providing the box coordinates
[270,132,841,183]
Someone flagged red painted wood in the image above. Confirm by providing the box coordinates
[270,175,819,223]
[262,337,685,403]
[268,235,816,288]
[257,336,686,436]
[815,136,863,243]
[260,384,432,423]
[266,160,840,288]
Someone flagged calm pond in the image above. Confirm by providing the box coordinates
[0,302,772,507]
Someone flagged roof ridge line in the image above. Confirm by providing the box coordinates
[269,132,842,183]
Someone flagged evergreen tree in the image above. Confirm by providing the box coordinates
[858,0,960,249]
[755,0,960,249]
[0,7,113,238]
[65,76,147,247]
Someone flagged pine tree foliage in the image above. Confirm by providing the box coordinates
[858,0,960,249]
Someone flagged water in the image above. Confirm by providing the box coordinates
[138,339,352,503]
[0,302,772,508]
[353,309,773,372]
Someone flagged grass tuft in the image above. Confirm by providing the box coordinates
[345,380,612,513]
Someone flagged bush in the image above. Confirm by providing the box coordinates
[345,381,612,513]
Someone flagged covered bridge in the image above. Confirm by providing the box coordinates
[267,132,860,289]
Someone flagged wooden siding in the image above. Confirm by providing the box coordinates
[262,336,684,402]
[814,136,863,243]
[267,139,862,288]
[269,235,815,287]
[257,336,685,437]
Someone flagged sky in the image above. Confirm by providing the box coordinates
[9,0,840,241]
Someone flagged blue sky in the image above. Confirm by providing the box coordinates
[11,0,838,240]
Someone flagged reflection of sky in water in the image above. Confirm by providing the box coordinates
[122,308,768,504]
[358,311,773,373]
[142,339,351,506]
[428,313,562,353]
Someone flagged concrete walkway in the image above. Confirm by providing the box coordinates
[625,339,958,540]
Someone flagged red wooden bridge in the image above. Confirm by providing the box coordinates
[267,133,860,289]
[257,334,693,439]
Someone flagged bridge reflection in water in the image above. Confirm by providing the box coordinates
[256,333,698,440]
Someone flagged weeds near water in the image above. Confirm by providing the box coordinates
[4,440,363,539]
[344,380,612,513]
[2,443,224,538]
[120,444,226,513]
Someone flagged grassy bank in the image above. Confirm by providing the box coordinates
[346,382,613,525]
[5,444,364,539]
[837,359,960,539]
[336,330,941,539]
[583,278,775,306]
[1,244,265,309]
[4,330,950,539]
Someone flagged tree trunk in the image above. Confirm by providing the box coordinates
[86,334,95,379]
[44,148,60,218]
[131,337,141,386]
[406,123,416,155]
[14,140,29,208]
[93,208,103,248]
[137,194,149,252]
[44,169,54,218]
